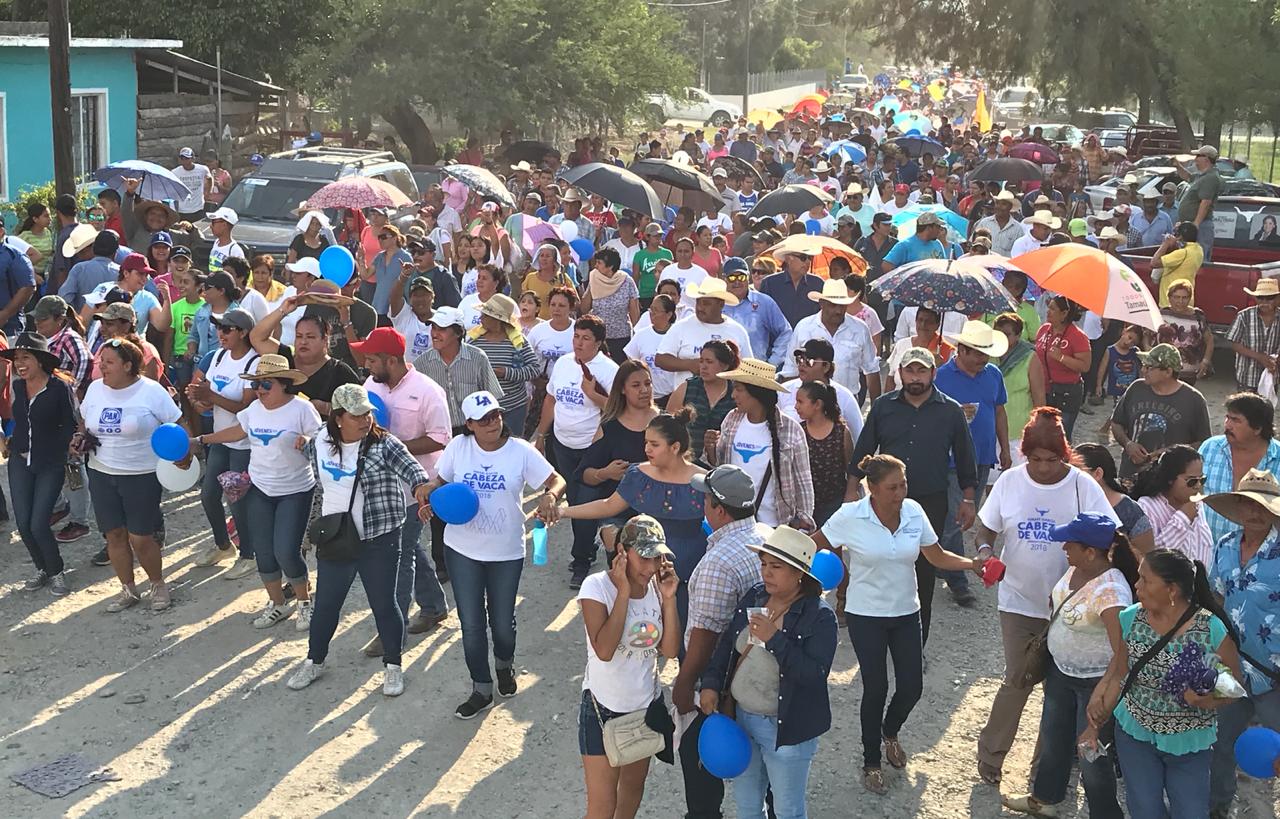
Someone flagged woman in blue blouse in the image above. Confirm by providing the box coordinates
[698,526,838,819]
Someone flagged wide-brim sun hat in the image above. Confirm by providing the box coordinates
[1200,468,1280,522]
[944,319,1010,358]
[0,331,60,371]
[747,525,820,580]
[717,357,787,392]
[242,353,307,385]
[685,277,740,306]
[807,279,855,306]
[1244,278,1280,297]
[132,199,179,225]
[60,223,99,257]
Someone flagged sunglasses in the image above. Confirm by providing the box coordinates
[792,352,829,365]
[253,380,277,391]
[1183,475,1206,488]
[1258,295,1279,301]
[88,214,106,222]
[215,324,240,333]
[725,273,749,282]
[751,267,770,274]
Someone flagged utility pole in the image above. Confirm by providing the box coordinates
[740,0,751,115]
[48,0,75,196]
[700,19,707,89]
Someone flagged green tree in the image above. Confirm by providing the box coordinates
[771,36,821,72]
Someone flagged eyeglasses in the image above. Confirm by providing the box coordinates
[1183,475,1206,488]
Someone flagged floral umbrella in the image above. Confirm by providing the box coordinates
[869,258,1019,315]
[305,177,413,210]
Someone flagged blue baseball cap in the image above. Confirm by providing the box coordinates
[1048,513,1117,550]
[722,257,749,276]
[149,230,173,248]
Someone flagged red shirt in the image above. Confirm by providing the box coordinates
[1035,323,1090,386]
[582,208,617,233]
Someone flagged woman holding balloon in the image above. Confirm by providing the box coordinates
[698,526,838,819]
[78,337,183,612]
[812,454,988,795]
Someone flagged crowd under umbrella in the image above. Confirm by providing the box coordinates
[558,162,665,220]
[968,157,1044,184]
[885,134,947,159]
[1011,244,1162,330]
[870,257,1020,315]
[442,164,517,210]
[1009,142,1062,166]
[764,234,868,279]
[629,158,724,214]
[962,254,1044,301]
[93,160,191,203]
[891,203,969,239]
[711,155,766,189]
[305,176,413,210]
[848,132,878,150]
[748,184,835,220]
[826,139,868,165]
[500,140,560,165]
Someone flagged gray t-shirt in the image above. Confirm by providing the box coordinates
[1111,380,1212,478]
[1178,168,1222,223]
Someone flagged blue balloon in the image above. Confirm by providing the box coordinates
[1,419,12,438]
[811,549,844,591]
[804,218,823,236]
[1235,727,1280,778]
[150,423,190,461]
[698,713,753,779]
[432,482,480,525]
[318,245,355,287]
[368,392,390,427]
[570,238,595,264]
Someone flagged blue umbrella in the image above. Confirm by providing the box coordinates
[826,140,867,164]
[891,204,969,237]
[869,258,1019,315]
[894,111,933,135]
[885,135,946,159]
[93,160,190,203]
[873,73,891,87]
[876,95,903,115]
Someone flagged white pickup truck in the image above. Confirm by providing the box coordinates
[647,88,742,127]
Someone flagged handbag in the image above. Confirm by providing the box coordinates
[590,675,666,768]
[1020,583,1087,688]
[307,436,369,562]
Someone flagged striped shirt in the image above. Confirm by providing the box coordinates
[48,325,90,391]
[413,343,504,428]
[1226,306,1280,390]
[1136,494,1215,566]
[467,337,540,412]
[686,518,766,644]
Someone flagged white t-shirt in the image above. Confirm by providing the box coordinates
[236,397,322,496]
[459,292,485,331]
[527,321,574,376]
[804,213,835,235]
[205,348,258,451]
[624,326,677,399]
[315,427,367,538]
[392,304,435,363]
[236,286,269,323]
[696,214,733,236]
[548,352,619,449]
[656,315,753,385]
[436,434,554,562]
[852,304,884,339]
[658,262,709,309]
[729,419,779,525]
[978,465,1120,619]
[1047,567,1133,678]
[578,572,664,713]
[822,496,937,617]
[634,302,692,333]
[603,238,641,273]
[1009,234,1045,258]
[82,377,182,475]
[207,239,246,276]
[892,306,968,343]
[172,162,209,213]
[777,378,863,441]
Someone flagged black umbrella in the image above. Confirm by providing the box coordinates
[558,162,664,220]
[629,158,724,214]
[442,164,517,210]
[849,132,877,149]
[501,140,560,166]
[748,184,835,219]
[885,135,946,159]
[711,155,765,190]
[969,157,1044,184]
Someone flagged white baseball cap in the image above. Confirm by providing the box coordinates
[285,257,321,277]
[178,147,195,159]
[427,305,466,329]
[207,206,239,226]
[461,391,502,421]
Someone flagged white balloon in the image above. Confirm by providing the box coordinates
[559,221,579,242]
[156,457,201,492]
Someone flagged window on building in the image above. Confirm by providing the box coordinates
[0,94,8,199]
[70,91,107,181]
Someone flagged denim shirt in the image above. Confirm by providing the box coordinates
[187,300,241,360]
[700,584,837,748]
[723,291,793,369]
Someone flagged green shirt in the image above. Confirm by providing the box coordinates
[171,297,204,355]
[632,247,673,299]
[1178,168,1222,223]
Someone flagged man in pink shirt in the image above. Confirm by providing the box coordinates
[354,327,453,652]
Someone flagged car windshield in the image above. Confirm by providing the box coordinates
[1000,89,1033,103]
[221,177,327,222]
[1099,170,1165,188]
[844,75,867,84]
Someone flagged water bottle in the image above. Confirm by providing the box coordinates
[532,521,548,566]
[701,519,713,537]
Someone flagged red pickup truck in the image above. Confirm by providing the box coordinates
[1121,196,1280,329]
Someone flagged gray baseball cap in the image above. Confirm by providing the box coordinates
[212,307,256,332]
[691,464,757,509]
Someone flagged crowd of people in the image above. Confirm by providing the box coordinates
[0,76,1278,818]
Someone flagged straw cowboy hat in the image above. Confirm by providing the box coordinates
[807,279,856,306]
[479,292,519,327]
[1245,278,1280,298]
[132,198,179,225]
[717,357,787,392]
[1024,210,1062,230]
[60,223,99,257]
[686,277,740,306]
[241,353,307,385]
[748,525,820,580]
[1201,468,1280,522]
[945,319,1010,358]
[510,160,535,173]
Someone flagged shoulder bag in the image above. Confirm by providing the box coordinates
[308,435,370,562]
[1020,582,1087,688]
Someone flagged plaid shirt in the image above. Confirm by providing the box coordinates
[413,343,504,428]
[304,432,430,541]
[1198,434,1280,545]
[48,325,90,391]
[707,408,815,528]
[1226,306,1280,390]
[685,518,766,644]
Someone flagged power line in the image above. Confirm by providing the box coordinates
[646,0,733,6]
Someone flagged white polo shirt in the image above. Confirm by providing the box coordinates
[821,496,937,617]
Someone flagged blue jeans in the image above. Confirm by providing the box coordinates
[1199,225,1214,264]
[201,444,252,558]
[1030,664,1121,817]
[445,546,523,697]
[243,486,312,584]
[1210,687,1280,810]
[309,528,404,666]
[396,503,449,623]
[732,709,818,819]
[847,612,923,768]
[9,458,66,575]
[940,465,990,592]
[1114,724,1211,819]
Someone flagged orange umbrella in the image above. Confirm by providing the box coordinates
[788,97,823,118]
[765,234,868,279]
[1010,245,1161,330]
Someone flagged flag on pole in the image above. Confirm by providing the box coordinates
[976,87,992,133]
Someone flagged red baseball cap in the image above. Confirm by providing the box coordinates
[120,252,156,276]
[349,326,405,358]
[894,184,910,194]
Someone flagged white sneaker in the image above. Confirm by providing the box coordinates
[287,660,322,690]
[252,602,294,629]
[193,545,235,567]
[223,557,257,580]
[295,600,313,632]
[383,664,405,697]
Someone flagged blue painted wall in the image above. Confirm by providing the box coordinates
[0,46,138,200]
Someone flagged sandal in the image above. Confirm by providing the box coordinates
[883,737,907,769]
[862,767,888,795]
[1001,793,1060,817]
[977,761,1002,786]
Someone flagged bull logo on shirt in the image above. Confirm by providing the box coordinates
[249,428,285,447]
[320,461,357,481]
